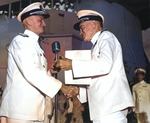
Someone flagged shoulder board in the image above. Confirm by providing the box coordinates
[19,33,29,37]
[101,28,107,34]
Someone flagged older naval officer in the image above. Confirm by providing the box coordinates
[0,2,71,123]
[54,10,135,123]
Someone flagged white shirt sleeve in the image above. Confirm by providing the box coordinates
[72,32,115,78]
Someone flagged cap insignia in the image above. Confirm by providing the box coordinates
[78,17,89,22]
[40,5,44,10]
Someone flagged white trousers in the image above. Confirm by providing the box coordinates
[93,109,128,123]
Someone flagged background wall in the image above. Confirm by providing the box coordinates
[142,28,150,60]
[74,0,149,83]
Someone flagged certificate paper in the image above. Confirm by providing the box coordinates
[65,50,91,85]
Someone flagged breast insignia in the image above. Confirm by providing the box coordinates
[19,33,29,37]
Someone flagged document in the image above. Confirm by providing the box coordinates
[65,50,91,85]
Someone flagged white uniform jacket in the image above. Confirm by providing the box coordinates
[0,30,62,121]
[132,80,150,114]
[73,31,134,120]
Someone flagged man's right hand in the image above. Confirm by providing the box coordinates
[61,84,79,98]
[54,56,72,71]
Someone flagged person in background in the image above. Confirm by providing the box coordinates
[132,68,150,123]
[53,10,134,123]
[0,2,72,123]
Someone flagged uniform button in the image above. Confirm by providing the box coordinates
[40,54,42,56]
[43,65,45,68]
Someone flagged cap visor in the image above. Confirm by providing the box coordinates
[73,22,80,31]
[37,11,50,19]
[43,13,50,19]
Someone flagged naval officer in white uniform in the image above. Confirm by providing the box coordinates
[0,2,70,123]
[54,10,134,123]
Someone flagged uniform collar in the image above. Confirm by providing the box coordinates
[139,80,147,86]
[24,29,39,43]
[139,80,145,83]
[91,31,101,45]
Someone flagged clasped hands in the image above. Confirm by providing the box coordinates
[60,84,79,98]
[51,55,79,98]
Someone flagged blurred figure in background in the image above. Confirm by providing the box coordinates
[132,68,150,123]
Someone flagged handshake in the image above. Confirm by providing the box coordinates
[51,55,79,98]
[60,84,79,98]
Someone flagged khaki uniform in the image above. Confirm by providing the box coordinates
[132,80,150,123]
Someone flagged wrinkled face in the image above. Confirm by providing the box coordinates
[137,74,145,82]
[79,21,95,42]
[27,15,46,35]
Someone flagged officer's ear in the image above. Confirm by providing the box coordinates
[23,20,30,29]
[24,17,32,26]
[90,20,97,31]
[92,20,96,27]
[93,20,102,31]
